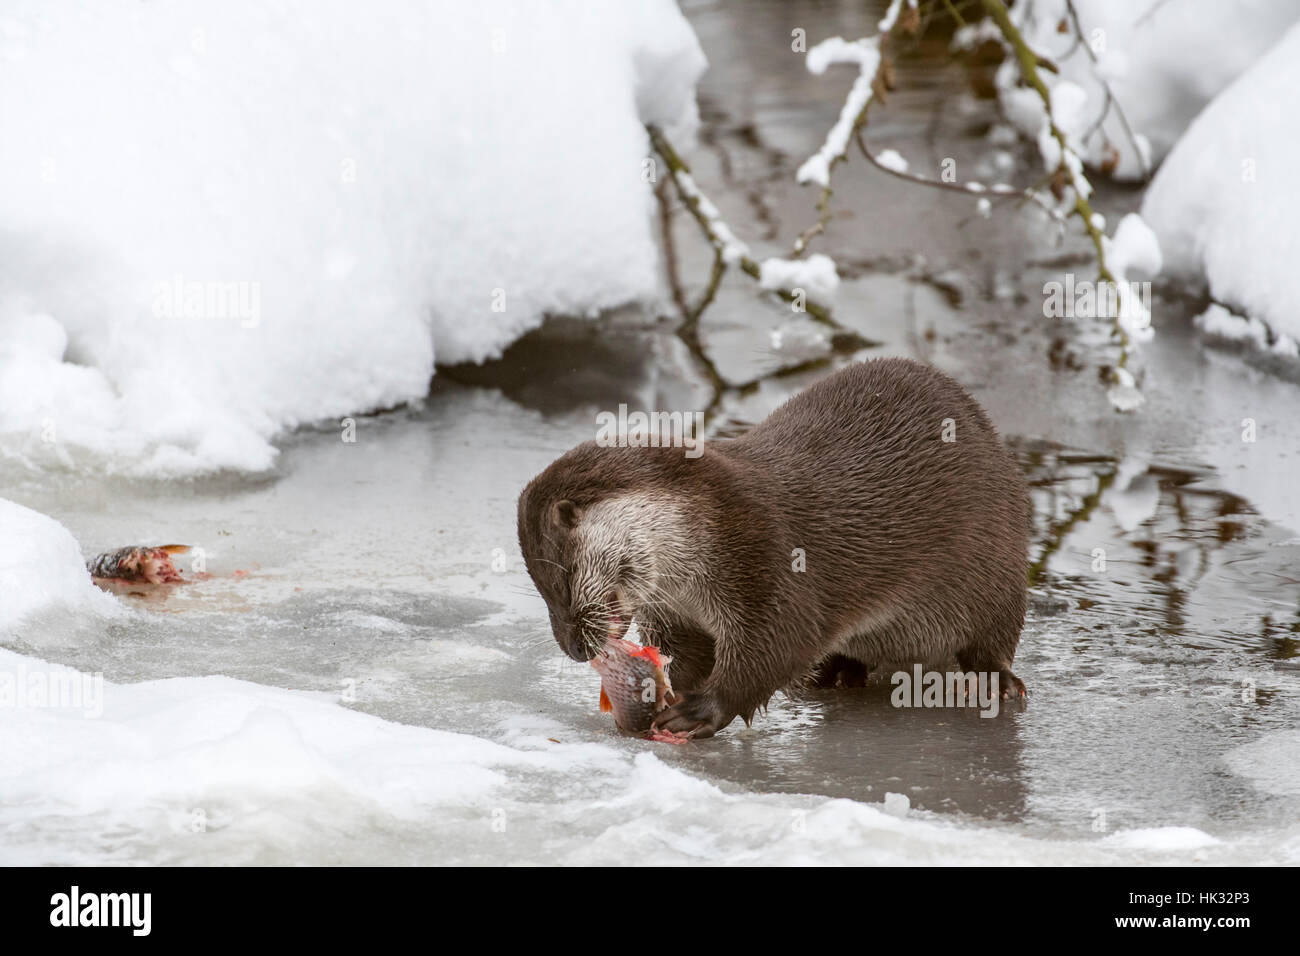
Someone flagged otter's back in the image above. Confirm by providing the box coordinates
[728,358,1028,586]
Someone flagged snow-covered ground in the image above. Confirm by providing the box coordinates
[0,0,703,477]
[6,642,1296,865]
[1143,19,1300,350]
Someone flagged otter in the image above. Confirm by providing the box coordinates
[517,358,1030,738]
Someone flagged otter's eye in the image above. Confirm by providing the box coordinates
[549,568,570,608]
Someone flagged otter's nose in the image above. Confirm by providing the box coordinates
[562,638,596,662]
[556,626,596,662]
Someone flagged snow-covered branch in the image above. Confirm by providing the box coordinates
[979,0,1156,408]
[790,1,919,257]
[648,124,836,325]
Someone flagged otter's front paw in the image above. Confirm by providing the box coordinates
[651,691,735,739]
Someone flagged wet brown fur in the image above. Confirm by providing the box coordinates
[517,358,1030,737]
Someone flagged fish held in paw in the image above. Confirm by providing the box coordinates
[591,637,689,741]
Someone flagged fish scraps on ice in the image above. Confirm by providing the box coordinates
[87,545,189,584]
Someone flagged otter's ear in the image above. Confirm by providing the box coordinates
[552,499,582,529]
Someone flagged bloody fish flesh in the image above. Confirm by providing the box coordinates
[86,545,189,584]
[591,637,689,741]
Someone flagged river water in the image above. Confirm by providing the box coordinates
[2,0,1298,864]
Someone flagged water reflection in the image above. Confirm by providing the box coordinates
[1020,440,1298,656]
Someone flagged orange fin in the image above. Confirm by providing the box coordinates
[599,687,612,713]
[630,644,665,668]
[159,545,191,555]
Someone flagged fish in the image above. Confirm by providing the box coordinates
[86,545,190,584]
[591,637,690,742]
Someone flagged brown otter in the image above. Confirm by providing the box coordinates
[517,358,1030,738]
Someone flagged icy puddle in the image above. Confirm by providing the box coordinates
[2,364,1299,865]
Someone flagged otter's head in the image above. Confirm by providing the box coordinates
[517,446,667,662]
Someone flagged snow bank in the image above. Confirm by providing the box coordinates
[0,0,706,476]
[0,648,592,864]
[0,499,122,639]
[4,647,1299,865]
[1142,20,1300,347]
[987,0,1299,180]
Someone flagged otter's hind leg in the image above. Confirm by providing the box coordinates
[956,595,1028,701]
[955,648,1027,701]
[809,654,872,689]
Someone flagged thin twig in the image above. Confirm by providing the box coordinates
[937,0,968,27]
[854,129,1071,237]
[855,130,1019,198]
[654,176,689,317]
[1063,0,1150,180]
[685,251,727,327]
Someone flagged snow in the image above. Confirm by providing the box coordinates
[1100,212,1162,348]
[1103,827,1220,851]
[0,0,706,477]
[758,254,839,303]
[951,19,1002,52]
[1192,305,1299,359]
[875,149,909,174]
[1105,214,1162,279]
[0,499,123,639]
[1038,81,1089,172]
[992,0,1300,180]
[768,321,830,362]
[1143,19,1300,347]
[796,37,882,187]
[3,645,1297,865]
[877,0,917,33]
[0,647,578,863]
[1106,366,1143,413]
